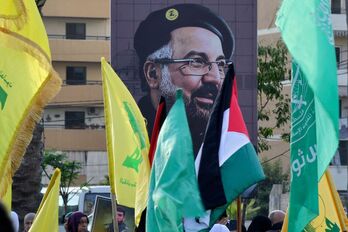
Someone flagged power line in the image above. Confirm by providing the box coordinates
[261,148,290,164]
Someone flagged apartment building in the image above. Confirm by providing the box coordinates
[41,0,110,184]
[258,0,348,207]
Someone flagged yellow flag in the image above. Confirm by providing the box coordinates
[282,170,347,232]
[0,0,61,197]
[2,183,12,212]
[101,58,150,225]
[29,168,61,232]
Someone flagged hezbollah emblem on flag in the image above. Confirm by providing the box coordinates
[0,71,9,110]
[121,101,145,172]
[304,195,340,232]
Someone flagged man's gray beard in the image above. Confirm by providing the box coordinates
[159,66,211,122]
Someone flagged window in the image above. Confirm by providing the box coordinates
[66,66,86,85]
[331,0,341,13]
[335,47,341,68]
[66,23,86,39]
[65,111,85,129]
[338,141,348,165]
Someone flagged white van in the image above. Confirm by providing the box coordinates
[41,185,110,221]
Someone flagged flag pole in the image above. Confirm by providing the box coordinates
[237,196,242,232]
[111,193,119,232]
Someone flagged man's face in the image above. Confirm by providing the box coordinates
[24,219,34,232]
[161,27,225,121]
[116,211,125,224]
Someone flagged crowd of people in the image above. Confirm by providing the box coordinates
[0,202,90,232]
[1,200,286,232]
[210,210,285,232]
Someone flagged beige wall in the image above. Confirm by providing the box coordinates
[42,0,110,18]
[50,85,103,105]
[260,140,290,172]
[257,0,279,30]
[45,128,106,151]
[49,39,110,62]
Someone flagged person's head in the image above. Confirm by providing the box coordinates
[23,213,35,232]
[116,207,126,224]
[67,212,89,232]
[247,215,272,232]
[10,211,19,232]
[134,4,234,122]
[268,210,285,226]
[63,212,73,232]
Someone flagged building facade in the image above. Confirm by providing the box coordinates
[41,0,110,184]
[258,0,348,209]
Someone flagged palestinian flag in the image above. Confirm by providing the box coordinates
[197,65,265,211]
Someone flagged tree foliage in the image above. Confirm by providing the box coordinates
[41,151,82,214]
[257,41,291,152]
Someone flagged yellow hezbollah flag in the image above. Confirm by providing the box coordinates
[101,58,150,225]
[3,184,12,212]
[29,168,61,232]
[282,170,347,232]
[0,0,61,197]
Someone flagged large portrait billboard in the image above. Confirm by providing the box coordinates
[111,0,257,153]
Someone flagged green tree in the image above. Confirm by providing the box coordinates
[258,41,291,152]
[41,151,82,215]
[255,159,289,216]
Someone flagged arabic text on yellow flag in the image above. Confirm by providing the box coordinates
[0,0,61,197]
[101,58,150,225]
[282,170,347,232]
[29,168,61,232]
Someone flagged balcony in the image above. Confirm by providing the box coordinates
[48,35,110,41]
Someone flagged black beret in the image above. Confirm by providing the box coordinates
[134,4,234,64]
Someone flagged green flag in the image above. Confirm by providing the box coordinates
[146,90,204,232]
[276,0,339,231]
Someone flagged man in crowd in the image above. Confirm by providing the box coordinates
[108,207,128,232]
[134,3,234,155]
[23,212,35,232]
[268,210,285,231]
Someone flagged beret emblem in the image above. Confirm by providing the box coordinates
[165,8,179,21]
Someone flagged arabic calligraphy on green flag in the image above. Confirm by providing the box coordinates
[276,0,339,231]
